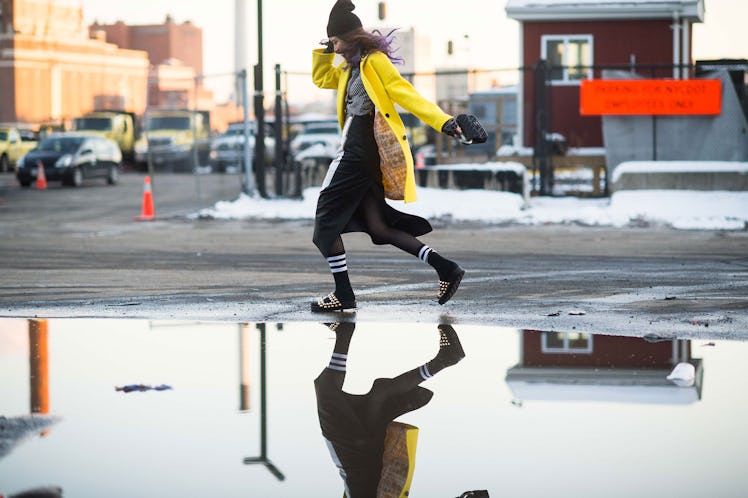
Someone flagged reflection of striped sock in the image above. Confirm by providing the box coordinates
[328,254,347,273]
[418,363,432,380]
[328,352,347,372]
[417,245,433,264]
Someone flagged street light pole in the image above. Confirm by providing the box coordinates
[241,69,255,195]
[254,0,267,197]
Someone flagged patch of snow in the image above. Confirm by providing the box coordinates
[611,161,748,184]
[191,184,748,231]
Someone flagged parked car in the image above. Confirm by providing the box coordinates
[209,121,275,173]
[0,126,38,173]
[289,122,340,159]
[16,133,122,187]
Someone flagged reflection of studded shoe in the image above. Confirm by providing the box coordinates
[311,292,356,313]
[434,324,465,368]
[437,265,465,305]
[323,322,355,334]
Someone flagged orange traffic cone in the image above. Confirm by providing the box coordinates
[134,176,155,221]
[35,161,47,189]
[415,152,425,169]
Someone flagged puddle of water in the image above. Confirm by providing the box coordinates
[1,318,747,498]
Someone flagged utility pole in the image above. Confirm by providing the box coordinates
[274,64,284,196]
[254,0,267,197]
[241,69,255,195]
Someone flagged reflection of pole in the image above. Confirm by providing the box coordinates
[243,323,285,481]
[28,319,49,414]
[239,323,251,412]
[258,323,267,459]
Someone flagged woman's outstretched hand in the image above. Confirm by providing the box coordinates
[441,118,463,138]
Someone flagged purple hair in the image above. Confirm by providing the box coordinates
[339,28,403,66]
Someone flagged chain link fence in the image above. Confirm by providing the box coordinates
[132,58,748,206]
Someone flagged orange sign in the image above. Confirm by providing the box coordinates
[580,79,722,115]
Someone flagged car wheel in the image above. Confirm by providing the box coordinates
[0,154,8,173]
[107,166,119,185]
[65,168,83,187]
[19,179,31,187]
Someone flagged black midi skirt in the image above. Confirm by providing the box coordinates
[312,113,432,257]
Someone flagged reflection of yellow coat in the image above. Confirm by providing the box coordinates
[312,48,452,203]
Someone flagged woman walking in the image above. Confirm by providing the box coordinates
[311,0,465,313]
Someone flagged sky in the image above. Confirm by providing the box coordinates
[78,0,748,105]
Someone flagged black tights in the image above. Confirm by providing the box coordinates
[328,189,423,256]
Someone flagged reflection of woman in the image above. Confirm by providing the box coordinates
[310,0,465,312]
[315,322,465,497]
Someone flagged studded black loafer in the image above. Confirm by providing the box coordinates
[437,266,465,305]
[311,292,357,312]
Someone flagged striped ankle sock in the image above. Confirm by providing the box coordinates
[328,254,347,273]
[418,363,432,380]
[328,352,347,372]
[328,253,354,300]
[417,245,455,280]
[417,245,433,264]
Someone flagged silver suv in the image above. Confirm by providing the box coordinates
[209,122,275,173]
[289,122,340,160]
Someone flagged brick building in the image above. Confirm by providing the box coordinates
[0,0,149,125]
[90,15,213,111]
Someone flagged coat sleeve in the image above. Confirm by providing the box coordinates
[368,52,452,132]
[312,48,342,90]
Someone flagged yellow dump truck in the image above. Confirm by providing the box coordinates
[71,111,136,162]
[134,110,211,172]
[0,126,38,173]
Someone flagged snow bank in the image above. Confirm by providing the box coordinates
[192,186,748,231]
[611,161,748,184]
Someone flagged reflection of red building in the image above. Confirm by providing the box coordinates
[506,330,703,404]
[505,0,704,148]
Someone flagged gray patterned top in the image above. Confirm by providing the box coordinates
[345,66,374,117]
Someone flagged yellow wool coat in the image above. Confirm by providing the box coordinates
[312,48,452,203]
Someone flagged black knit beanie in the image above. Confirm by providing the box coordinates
[326,0,362,37]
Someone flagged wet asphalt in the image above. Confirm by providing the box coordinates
[0,171,746,340]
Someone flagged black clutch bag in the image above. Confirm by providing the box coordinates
[456,114,488,145]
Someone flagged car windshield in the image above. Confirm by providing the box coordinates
[74,117,111,131]
[37,136,85,153]
[0,131,7,140]
[227,122,268,135]
[147,116,191,130]
[224,128,249,137]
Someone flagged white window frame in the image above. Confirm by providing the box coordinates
[541,331,594,354]
[541,34,594,85]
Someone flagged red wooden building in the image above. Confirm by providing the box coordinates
[505,0,705,149]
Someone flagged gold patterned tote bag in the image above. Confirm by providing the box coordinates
[373,111,407,200]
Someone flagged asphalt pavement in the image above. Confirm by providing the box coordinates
[1,170,746,340]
